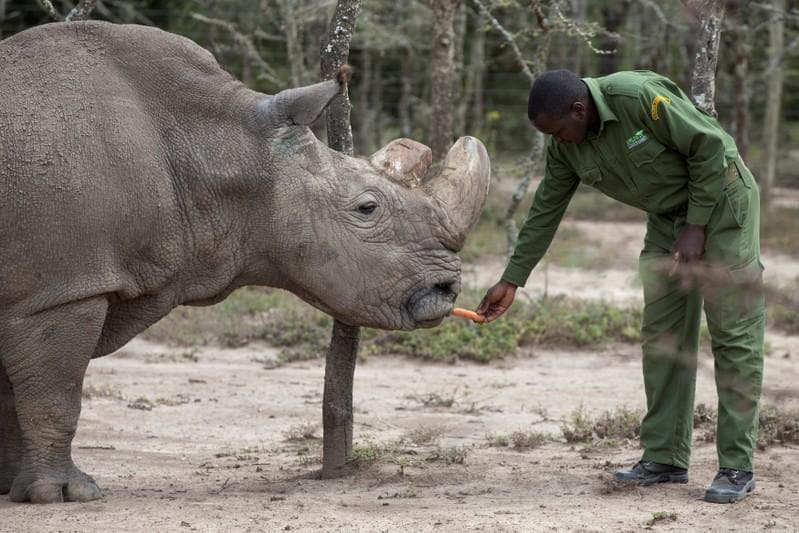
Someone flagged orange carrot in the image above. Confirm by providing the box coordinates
[452,307,485,323]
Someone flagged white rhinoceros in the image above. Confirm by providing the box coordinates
[0,21,490,503]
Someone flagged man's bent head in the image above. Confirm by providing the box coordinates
[528,69,591,144]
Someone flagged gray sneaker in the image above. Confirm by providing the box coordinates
[614,461,689,486]
[704,468,755,503]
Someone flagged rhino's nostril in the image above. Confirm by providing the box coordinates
[434,280,458,297]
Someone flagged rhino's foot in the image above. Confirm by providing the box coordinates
[9,466,103,503]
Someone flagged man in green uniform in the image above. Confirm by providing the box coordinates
[477,70,764,504]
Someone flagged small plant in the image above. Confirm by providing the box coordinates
[509,430,548,449]
[403,425,445,445]
[127,396,155,411]
[82,384,125,401]
[416,390,458,408]
[693,403,717,428]
[283,421,320,442]
[485,433,510,447]
[349,440,412,468]
[426,446,469,465]
[593,407,641,440]
[561,405,594,443]
[155,394,192,406]
[561,405,642,444]
[764,283,799,335]
[297,452,322,466]
[757,404,799,449]
[648,511,678,526]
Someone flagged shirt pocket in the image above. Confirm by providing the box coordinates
[627,138,666,168]
[577,167,602,187]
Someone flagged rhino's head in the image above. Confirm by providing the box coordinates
[250,77,490,330]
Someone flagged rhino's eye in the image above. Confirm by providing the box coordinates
[357,201,378,215]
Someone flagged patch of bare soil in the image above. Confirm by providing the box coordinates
[1,335,798,532]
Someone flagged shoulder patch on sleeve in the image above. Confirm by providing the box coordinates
[650,95,671,120]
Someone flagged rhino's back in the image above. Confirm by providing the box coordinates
[0,22,235,312]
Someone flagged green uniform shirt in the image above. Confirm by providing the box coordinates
[502,70,739,287]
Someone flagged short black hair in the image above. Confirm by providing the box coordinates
[527,70,588,121]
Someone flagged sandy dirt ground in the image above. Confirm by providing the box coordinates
[2,220,798,532]
[1,337,798,532]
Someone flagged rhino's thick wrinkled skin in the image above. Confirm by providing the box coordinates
[0,21,489,503]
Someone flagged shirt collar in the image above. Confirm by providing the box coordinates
[582,77,618,139]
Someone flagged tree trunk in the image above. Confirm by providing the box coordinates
[321,320,360,478]
[427,0,463,163]
[399,45,414,138]
[684,0,725,117]
[319,0,361,479]
[371,58,383,150]
[724,0,751,159]
[282,0,305,87]
[762,0,785,206]
[598,0,631,75]
[454,2,468,137]
[569,0,586,74]
[358,46,372,153]
[460,7,485,135]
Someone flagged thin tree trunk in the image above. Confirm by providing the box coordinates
[569,0,586,73]
[319,0,361,479]
[454,2,468,137]
[399,46,414,138]
[427,0,463,163]
[724,0,750,159]
[460,7,485,135]
[358,46,372,153]
[762,0,785,206]
[598,0,631,75]
[321,320,360,478]
[282,0,305,87]
[684,0,725,116]
[371,59,383,150]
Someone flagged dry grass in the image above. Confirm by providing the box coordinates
[283,421,320,442]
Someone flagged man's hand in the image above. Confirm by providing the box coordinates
[670,223,705,290]
[476,280,518,323]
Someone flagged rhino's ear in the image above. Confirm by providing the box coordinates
[256,67,349,129]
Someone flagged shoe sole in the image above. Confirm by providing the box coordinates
[614,472,689,486]
[704,480,755,504]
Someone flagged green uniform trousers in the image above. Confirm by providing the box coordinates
[638,157,764,472]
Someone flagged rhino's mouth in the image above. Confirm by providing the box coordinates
[407,276,460,328]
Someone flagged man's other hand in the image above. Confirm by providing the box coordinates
[477,280,518,323]
[671,223,706,290]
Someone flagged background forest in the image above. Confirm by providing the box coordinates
[3,3,799,529]
[2,0,797,191]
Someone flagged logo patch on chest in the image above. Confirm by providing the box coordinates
[626,129,648,150]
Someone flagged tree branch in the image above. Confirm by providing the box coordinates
[65,0,97,21]
[36,0,64,21]
[190,13,283,86]
[469,0,534,83]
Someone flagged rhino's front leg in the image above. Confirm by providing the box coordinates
[2,297,107,503]
[0,364,22,494]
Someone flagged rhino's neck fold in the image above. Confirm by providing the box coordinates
[162,86,289,304]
